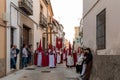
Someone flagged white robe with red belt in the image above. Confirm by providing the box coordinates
[49,53,55,68]
[57,53,61,64]
[37,52,42,66]
[63,53,66,60]
[66,53,74,66]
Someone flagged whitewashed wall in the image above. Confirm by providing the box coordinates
[83,0,120,55]
[6,0,20,73]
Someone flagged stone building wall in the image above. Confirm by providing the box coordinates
[0,59,6,77]
[90,55,120,80]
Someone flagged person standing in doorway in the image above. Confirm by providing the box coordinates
[14,45,20,69]
[22,44,28,68]
[27,44,32,65]
[10,45,16,70]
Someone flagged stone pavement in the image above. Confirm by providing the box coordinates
[0,62,81,80]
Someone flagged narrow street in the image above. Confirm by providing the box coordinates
[1,62,81,80]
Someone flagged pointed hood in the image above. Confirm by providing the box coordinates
[48,44,52,50]
[37,39,42,52]
[53,46,56,51]
[63,47,66,53]
[69,42,72,55]
[75,50,77,53]
[78,47,81,53]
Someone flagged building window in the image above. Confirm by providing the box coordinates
[96,9,106,50]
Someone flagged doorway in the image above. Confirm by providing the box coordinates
[23,25,30,45]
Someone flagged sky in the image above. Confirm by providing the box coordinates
[51,0,83,43]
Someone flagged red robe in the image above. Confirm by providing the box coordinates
[56,52,61,64]
[41,51,46,67]
[73,51,77,67]
[54,54,57,66]
[49,52,56,68]
[34,51,38,65]
[60,53,63,63]
[54,53,57,66]
[45,53,49,66]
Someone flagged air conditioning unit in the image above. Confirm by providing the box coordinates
[2,13,9,22]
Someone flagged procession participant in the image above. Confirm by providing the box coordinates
[66,42,74,68]
[49,45,56,68]
[34,50,38,65]
[60,49,63,63]
[56,49,61,64]
[53,48,57,67]
[66,49,74,68]
[45,49,49,66]
[73,50,77,67]
[63,48,66,61]
[37,39,46,67]
[53,46,57,66]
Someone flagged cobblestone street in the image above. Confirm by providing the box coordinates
[0,62,81,80]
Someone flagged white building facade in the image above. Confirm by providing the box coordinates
[6,0,20,73]
[51,19,65,49]
[83,0,120,55]
[6,0,35,73]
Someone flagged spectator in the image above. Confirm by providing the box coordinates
[27,44,32,65]
[80,48,93,80]
[22,44,28,68]
[14,45,20,69]
[76,48,84,73]
[10,45,16,70]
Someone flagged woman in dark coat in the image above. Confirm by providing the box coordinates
[80,48,93,80]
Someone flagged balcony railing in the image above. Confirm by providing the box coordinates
[19,0,33,15]
[40,12,47,28]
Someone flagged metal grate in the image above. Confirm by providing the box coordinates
[41,70,51,73]
[25,68,36,70]
[23,76,28,78]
